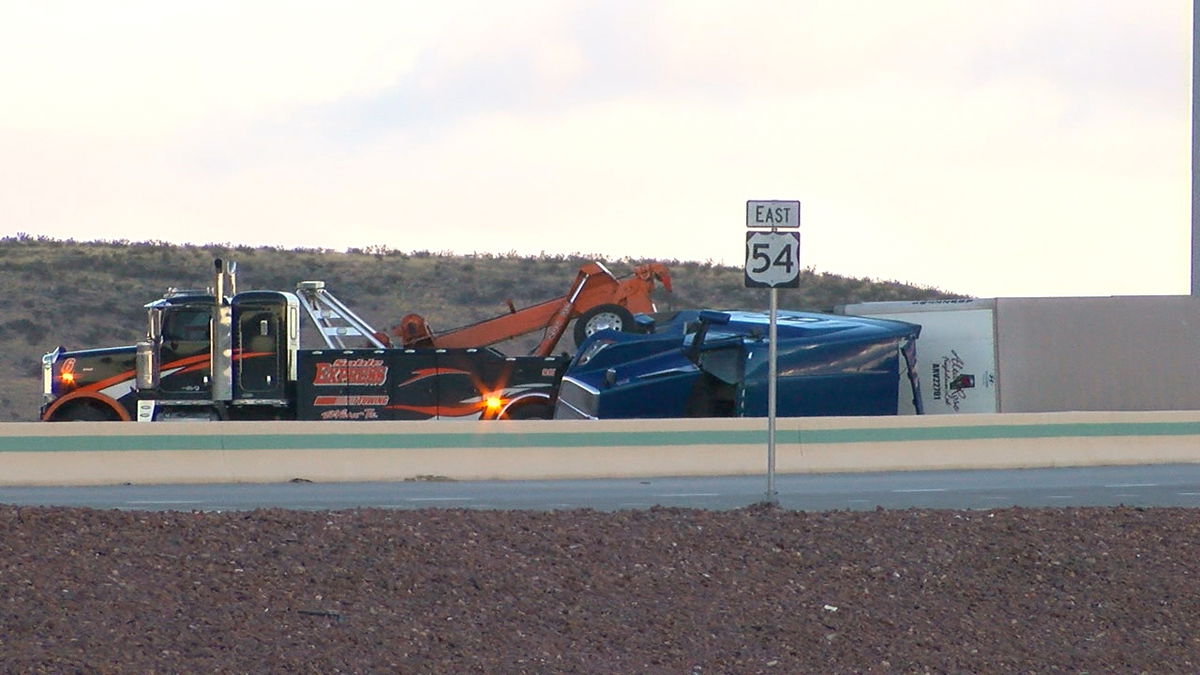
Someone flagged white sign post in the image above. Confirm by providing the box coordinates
[745,200,800,505]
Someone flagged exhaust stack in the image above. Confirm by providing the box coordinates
[212,258,237,403]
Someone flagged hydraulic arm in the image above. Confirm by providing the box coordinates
[393,262,672,356]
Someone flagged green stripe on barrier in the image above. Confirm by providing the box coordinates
[0,435,227,452]
[798,421,1200,444]
[0,419,1197,453]
[0,429,765,452]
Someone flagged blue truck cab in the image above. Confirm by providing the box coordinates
[553,309,923,419]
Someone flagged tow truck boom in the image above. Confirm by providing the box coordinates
[393,262,672,356]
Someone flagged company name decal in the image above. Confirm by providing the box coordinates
[313,395,390,406]
[312,358,388,386]
[319,408,380,420]
[930,349,994,412]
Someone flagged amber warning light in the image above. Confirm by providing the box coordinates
[485,395,504,413]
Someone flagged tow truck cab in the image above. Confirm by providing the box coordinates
[41,271,301,422]
[132,288,301,421]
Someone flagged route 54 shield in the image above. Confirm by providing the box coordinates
[744,231,800,288]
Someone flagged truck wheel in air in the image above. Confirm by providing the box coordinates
[573,304,636,348]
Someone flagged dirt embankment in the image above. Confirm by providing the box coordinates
[1,504,1198,673]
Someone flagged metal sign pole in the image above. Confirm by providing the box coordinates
[767,284,778,504]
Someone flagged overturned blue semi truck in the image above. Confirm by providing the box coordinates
[553,309,924,419]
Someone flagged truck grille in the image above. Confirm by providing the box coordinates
[553,377,598,419]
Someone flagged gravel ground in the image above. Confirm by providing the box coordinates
[1,503,1199,673]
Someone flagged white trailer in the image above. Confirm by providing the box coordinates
[838,296,1200,414]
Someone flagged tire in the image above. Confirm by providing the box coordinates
[573,304,636,348]
[501,402,552,420]
[53,402,120,422]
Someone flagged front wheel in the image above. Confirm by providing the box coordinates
[51,402,121,422]
[573,304,636,348]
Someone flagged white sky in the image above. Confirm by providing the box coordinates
[0,1,1191,298]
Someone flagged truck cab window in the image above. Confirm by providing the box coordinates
[163,309,211,342]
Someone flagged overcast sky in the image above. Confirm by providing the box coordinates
[1,1,1191,298]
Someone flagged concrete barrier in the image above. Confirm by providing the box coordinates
[1,411,1199,486]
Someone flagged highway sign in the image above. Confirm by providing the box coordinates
[743,200,801,503]
[745,231,800,288]
[746,200,801,229]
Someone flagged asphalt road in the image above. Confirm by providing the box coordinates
[4,463,1200,512]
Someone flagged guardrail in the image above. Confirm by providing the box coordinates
[1,411,1199,486]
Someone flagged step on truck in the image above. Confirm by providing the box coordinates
[40,259,567,422]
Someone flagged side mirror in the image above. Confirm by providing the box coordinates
[698,310,731,325]
[146,307,163,342]
[634,314,656,333]
[686,311,731,362]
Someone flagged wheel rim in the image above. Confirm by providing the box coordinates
[584,311,624,336]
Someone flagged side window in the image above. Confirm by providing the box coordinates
[241,311,278,353]
[163,309,211,343]
[158,307,213,394]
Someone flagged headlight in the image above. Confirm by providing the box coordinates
[41,348,63,399]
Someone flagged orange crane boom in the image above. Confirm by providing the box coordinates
[392,262,672,357]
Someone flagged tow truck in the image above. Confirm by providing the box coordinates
[39,259,585,422]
